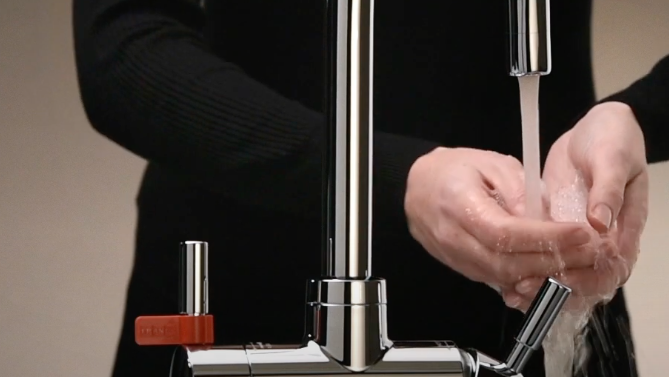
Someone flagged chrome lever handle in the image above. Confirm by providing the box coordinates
[506,277,571,373]
[476,277,571,377]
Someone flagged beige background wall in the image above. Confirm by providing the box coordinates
[0,0,666,376]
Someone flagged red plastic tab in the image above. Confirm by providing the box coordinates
[135,315,215,346]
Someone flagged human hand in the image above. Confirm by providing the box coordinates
[404,147,599,302]
[510,102,649,311]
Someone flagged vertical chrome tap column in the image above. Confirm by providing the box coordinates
[323,0,374,279]
[313,0,391,372]
[507,0,551,76]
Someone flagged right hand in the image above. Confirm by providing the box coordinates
[404,147,599,309]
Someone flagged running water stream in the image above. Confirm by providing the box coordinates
[518,75,543,221]
[518,75,586,377]
[518,74,636,377]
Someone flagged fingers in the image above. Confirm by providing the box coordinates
[503,289,602,313]
[429,223,494,284]
[479,154,550,219]
[615,171,648,275]
[560,262,628,298]
[489,248,598,288]
[502,290,527,311]
[475,240,602,288]
[430,222,600,290]
[585,150,631,232]
[509,256,630,312]
[492,238,606,287]
[548,241,608,270]
[482,154,527,216]
[460,196,592,253]
[447,154,592,254]
[429,219,559,286]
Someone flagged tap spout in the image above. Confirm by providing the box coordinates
[507,0,552,76]
[323,0,374,279]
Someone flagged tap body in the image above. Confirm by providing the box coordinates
[170,341,475,377]
[165,270,569,377]
[136,1,567,376]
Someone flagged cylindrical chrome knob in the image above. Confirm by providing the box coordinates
[506,0,552,76]
[178,241,209,315]
[504,277,571,374]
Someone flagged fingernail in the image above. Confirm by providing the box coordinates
[592,204,613,230]
[515,280,534,295]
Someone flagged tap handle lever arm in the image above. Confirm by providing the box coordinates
[511,277,571,354]
[476,277,571,377]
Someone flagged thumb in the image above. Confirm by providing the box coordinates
[586,155,629,232]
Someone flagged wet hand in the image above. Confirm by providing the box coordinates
[404,147,598,296]
[511,102,649,311]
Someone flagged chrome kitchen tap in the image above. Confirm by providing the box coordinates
[135,1,565,376]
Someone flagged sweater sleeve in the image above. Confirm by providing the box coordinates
[72,0,439,230]
[600,55,669,163]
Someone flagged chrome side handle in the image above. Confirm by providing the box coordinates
[474,277,571,377]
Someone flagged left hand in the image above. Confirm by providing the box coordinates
[506,102,649,312]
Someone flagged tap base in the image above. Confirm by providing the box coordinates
[175,340,474,377]
[306,277,391,371]
[135,314,214,346]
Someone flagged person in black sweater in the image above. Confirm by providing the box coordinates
[72,1,668,376]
